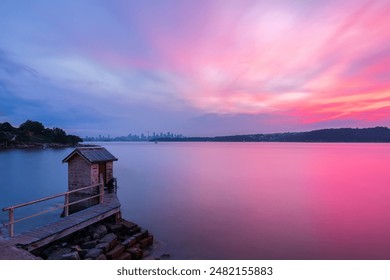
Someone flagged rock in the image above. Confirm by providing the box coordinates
[88,225,108,238]
[128,226,141,236]
[117,252,132,260]
[133,230,148,242]
[107,223,123,234]
[47,247,72,260]
[95,242,110,253]
[139,235,154,249]
[72,237,88,245]
[128,247,143,260]
[106,244,125,260]
[85,248,103,259]
[42,245,60,259]
[81,240,98,249]
[91,233,100,240]
[121,220,137,230]
[61,252,80,260]
[99,233,117,250]
[79,249,88,259]
[71,245,82,252]
[96,254,107,260]
[121,237,137,248]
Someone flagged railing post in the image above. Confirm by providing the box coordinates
[9,208,14,237]
[64,193,69,217]
[99,173,104,204]
[99,183,104,204]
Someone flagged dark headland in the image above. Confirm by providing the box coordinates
[152,127,390,143]
[0,120,83,149]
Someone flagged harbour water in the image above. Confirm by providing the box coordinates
[1,142,390,259]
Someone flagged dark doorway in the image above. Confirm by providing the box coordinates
[98,162,107,185]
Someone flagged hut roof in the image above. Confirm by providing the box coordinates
[62,147,118,164]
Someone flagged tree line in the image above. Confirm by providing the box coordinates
[153,127,390,143]
[0,120,82,146]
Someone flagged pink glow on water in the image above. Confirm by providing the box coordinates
[99,142,390,259]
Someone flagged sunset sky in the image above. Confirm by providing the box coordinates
[1,0,390,137]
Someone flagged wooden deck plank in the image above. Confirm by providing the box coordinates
[8,193,121,251]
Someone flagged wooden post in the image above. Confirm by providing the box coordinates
[99,173,104,204]
[9,208,14,237]
[99,183,104,204]
[64,193,69,217]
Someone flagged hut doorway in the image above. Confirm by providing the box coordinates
[99,162,106,185]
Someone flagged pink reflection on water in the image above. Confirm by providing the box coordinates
[110,142,390,259]
[305,144,390,259]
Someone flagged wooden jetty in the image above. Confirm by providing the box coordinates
[1,147,122,255]
[3,190,120,252]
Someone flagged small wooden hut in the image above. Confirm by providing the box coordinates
[62,147,118,213]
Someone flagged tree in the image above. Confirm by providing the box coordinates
[67,135,83,145]
[51,127,67,143]
[0,122,16,132]
[19,120,44,134]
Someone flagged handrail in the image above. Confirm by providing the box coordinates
[2,184,101,211]
[2,183,104,237]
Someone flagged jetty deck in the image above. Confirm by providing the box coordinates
[1,190,121,258]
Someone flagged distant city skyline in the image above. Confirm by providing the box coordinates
[84,131,184,141]
[1,1,390,137]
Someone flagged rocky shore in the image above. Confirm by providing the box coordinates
[31,218,163,260]
[0,142,96,150]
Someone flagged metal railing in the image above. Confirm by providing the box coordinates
[2,183,104,237]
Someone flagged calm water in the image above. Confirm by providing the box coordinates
[1,142,390,259]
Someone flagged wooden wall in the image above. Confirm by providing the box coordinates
[106,161,114,183]
[68,155,97,212]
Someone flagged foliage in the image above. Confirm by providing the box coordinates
[0,120,83,145]
[19,120,44,134]
[154,127,390,143]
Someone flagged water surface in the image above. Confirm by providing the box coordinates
[1,142,390,259]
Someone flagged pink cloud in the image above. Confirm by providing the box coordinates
[126,0,390,127]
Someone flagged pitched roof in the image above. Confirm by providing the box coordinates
[62,147,118,164]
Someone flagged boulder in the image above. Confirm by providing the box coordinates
[133,230,148,242]
[81,240,98,249]
[88,224,108,238]
[117,252,132,260]
[61,252,80,260]
[121,220,137,230]
[47,247,72,260]
[99,233,117,250]
[95,242,110,253]
[85,248,103,259]
[96,254,107,260]
[139,235,154,249]
[127,247,143,260]
[121,237,137,248]
[107,223,123,234]
[106,244,125,260]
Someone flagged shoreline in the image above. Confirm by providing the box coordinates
[0,142,96,151]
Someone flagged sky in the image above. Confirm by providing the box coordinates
[1,0,390,137]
